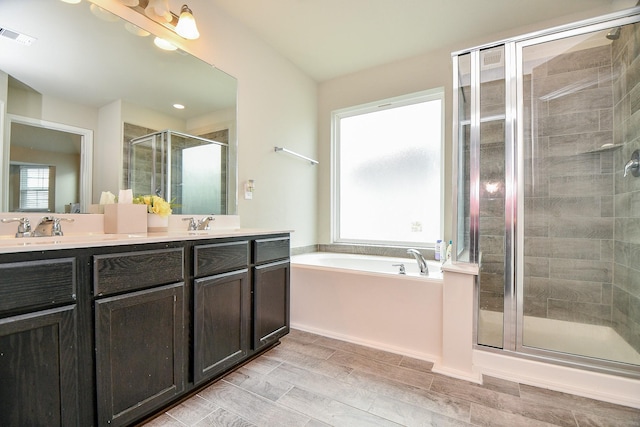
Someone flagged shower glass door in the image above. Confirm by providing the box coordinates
[518,21,640,367]
[455,47,508,349]
[129,134,165,198]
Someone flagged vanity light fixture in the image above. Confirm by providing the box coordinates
[175,5,200,40]
[126,1,200,40]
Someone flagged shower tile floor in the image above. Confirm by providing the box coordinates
[143,329,640,427]
[478,310,640,365]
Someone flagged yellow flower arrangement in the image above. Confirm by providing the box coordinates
[133,195,173,217]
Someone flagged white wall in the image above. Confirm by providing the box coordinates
[316,2,636,245]
[94,0,318,249]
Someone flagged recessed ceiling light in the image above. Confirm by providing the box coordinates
[60,0,82,4]
[153,37,177,51]
[173,104,185,110]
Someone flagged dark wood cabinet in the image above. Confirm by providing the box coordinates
[0,256,79,427]
[253,259,290,351]
[0,305,78,427]
[193,240,250,384]
[93,245,186,426]
[0,232,289,426]
[94,282,185,427]
[194,269,250,383]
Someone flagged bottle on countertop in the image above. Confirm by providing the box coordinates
[440,239,447,262]
[446,240,452,260]
[434,240,442,261]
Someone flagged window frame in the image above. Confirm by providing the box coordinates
[331,88,445,247]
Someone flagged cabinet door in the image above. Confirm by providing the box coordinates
[253,260,290,351]
[0,305,78,427]
[95,283,185,427]
[194,269,250,384]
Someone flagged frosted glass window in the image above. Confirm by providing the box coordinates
[334,90,443,245]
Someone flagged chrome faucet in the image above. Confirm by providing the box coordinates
[183,216,215,231]
[1,217,32,237]
[33,216,74,237]
[407,249,429,276]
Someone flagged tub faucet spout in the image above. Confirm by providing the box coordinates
[407,249,429,276]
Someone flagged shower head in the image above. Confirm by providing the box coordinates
[606,27,621,40]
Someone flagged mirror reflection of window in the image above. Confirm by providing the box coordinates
[9,164,55,212]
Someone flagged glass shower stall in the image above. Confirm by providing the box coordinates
[127,130,228,215]
[453,8,640,377]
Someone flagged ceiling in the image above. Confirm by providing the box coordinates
[208,0,637,82]
[1,0,636,116]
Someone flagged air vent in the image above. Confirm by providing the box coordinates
[0,27,36,46]
[481,49,503,69]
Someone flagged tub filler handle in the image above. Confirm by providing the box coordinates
[392,263,406,275]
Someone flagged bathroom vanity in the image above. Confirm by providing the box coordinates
[0,229,290,426]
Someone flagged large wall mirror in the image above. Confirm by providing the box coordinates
[0,0,237,214]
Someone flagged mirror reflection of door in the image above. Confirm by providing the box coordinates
[9,122,81,213]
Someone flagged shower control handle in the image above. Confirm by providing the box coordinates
[624,150,640,178]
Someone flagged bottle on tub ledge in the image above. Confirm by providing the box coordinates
[434,240,442,261]
[446,240,452,260]
[440,240,447,263]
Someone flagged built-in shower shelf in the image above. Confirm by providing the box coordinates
[583,143,623,154]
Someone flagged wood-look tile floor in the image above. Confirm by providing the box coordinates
[143,329,640,427]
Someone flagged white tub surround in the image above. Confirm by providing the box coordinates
[432,261,481,383]
[291,253,443,362]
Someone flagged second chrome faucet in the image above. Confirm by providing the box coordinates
[182,216,215,231]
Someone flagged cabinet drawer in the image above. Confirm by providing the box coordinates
[0,258,76,314]
[94,248,184,296]
[253,237,290,264]
[194,241,248,278]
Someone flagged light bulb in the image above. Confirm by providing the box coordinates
[175,5,200,40]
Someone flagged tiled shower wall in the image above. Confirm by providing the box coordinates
[612,24,640,352]
[524,43,615,326]
[478,79,507,314]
